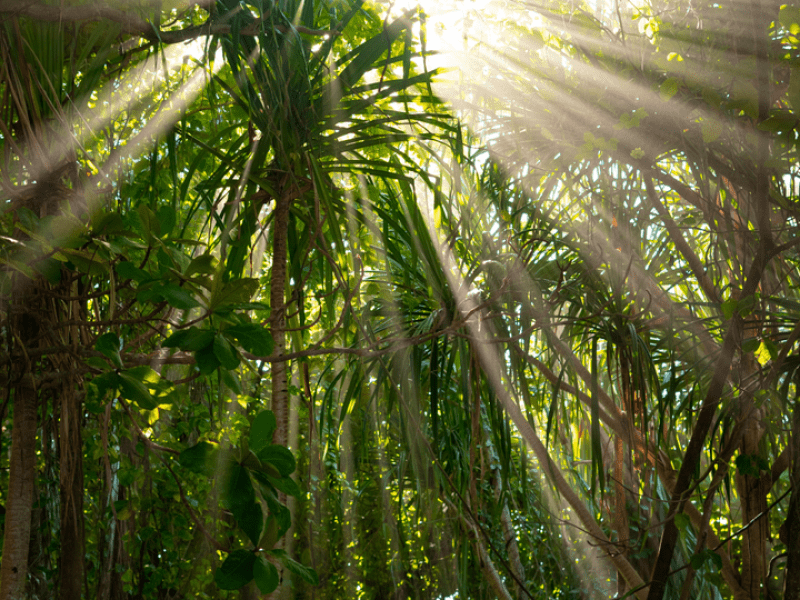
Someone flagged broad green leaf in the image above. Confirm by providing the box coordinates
[92,371,120,398]
[17,207,38,231]
[267,475,302,498]
[220,367,242,394]
[33,257,62,284]
[274,550,319,585]
[158,282,199,310]
[237,501,264,547]
[253,556,279,594]
[214,550,255,590]
[157,205,176,237]
[258,515,279,550]
[163,327,214,351]
[195,344,221,374]
[59,248,108,276]
[86,356,112,372]
[124,365,161,384]
[95,332,123,368]
[185,253,216,276]
[263,493,291,536]
[213,334,240,369]
[179,441,217,475]
[224,463,256,514]
[136,204,159,239]
[226,323,274,355]
[209,278,259,311]
[741,337,760,353]
[721,299,737,320]
[115,261,149,282]
[119,371,157,410]
[249,410,277,453]
[90,211,126,235]
[256,445,296,477]
[674,513,690,531]
[247,454,283,479]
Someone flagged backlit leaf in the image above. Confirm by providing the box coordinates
[119,371,157,410]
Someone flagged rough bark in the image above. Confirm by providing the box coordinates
[0,371,38,600]
[270,190,290,450]
[268,186,291,600]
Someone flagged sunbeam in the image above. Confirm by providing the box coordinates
[0,0,797,598]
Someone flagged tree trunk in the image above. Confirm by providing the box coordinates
[0,370,38,600]
[270,190,290,449]
[59,381,84,600]
[268,185,291,599]
[783,400,800,599]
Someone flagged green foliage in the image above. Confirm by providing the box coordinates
[4,0,799,598]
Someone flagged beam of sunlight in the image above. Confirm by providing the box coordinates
[28,40,223,258]
[414,179,642,598]
[413,0,736,372]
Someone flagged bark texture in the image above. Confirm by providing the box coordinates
[0,370,37,600]
[270,190,290,450]
[268,183,292,600]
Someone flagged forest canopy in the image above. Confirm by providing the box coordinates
[0,0,799,599]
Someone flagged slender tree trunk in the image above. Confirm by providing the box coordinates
[270,190,290,450]
[268,186,291,599]
[59,381,84,600]
[0,369,37,600]
[0,286,42,600]
[783,400,800,599]
[736,408,767,599]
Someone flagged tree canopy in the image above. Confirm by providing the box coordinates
[0,0,799,599]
